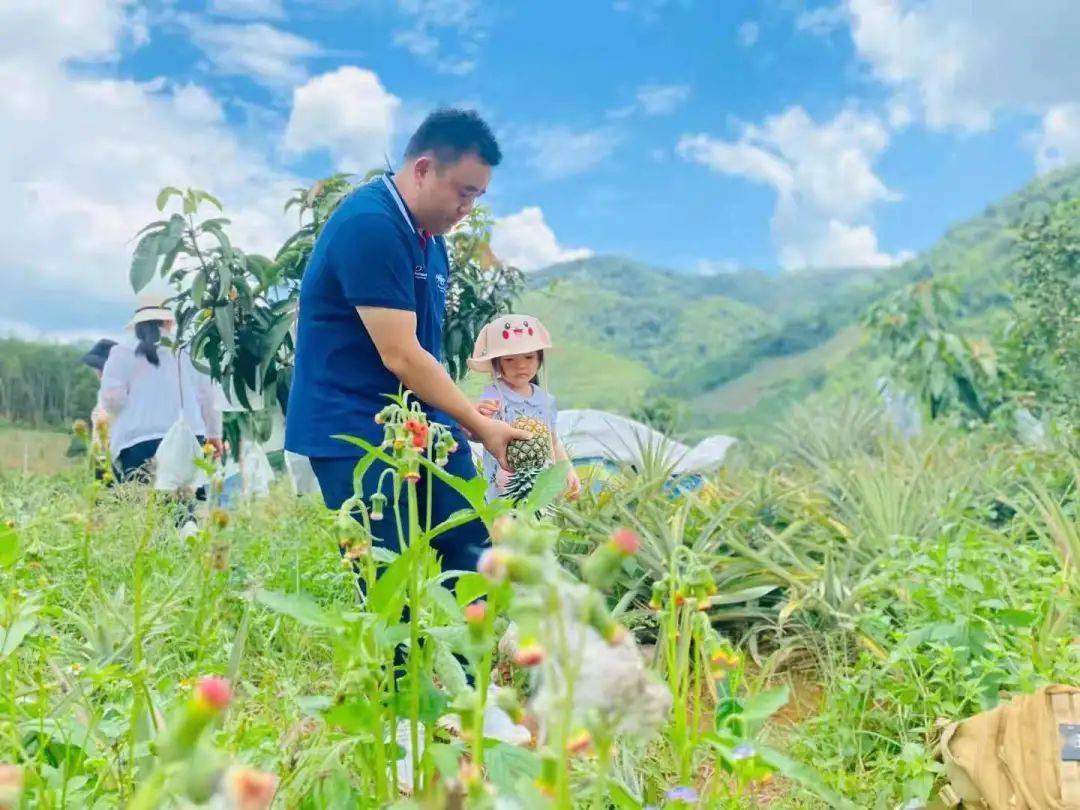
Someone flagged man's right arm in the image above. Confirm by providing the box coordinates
[357,306,528,470]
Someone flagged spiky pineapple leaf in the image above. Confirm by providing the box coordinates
[523,461,569,513]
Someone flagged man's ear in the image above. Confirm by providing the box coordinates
[413,155,434,183]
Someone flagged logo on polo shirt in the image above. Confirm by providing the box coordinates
[414,265,427,280]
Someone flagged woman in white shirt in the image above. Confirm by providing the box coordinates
[99,295,223,482]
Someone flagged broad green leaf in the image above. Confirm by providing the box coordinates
[0,523,18,568]
[203,222,233,259]
[135,219,168,237]
[232,365,252,411]
[756,744,855,809]
[219,261,233,304]
[255,589,342,629]
[259,315,295,379]
[428,743,464,783]
[453,572,488,607]
[191,270,207,307]
[994,608,1037,627]
[324,700,375,734]
[392,676,446,723]
[214,305,235,353]
[130,232,161,292]
[739,686,789,725]
[432,643,468,695]
[607,783,644,810]
[709,585,778,605]
[426,580,462,621]
[484,742,540,793]
[156,186,182,211]
[196,190,224,211]
[159,241,183,278]
[427,508,479,543]
[523,461,569,513]
[368,553,410,622]
[1,617,36,658]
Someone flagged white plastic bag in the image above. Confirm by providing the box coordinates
[877,377,922,439]
[153,417,207,492]
[240,441,274,499]
[284,451,321,497]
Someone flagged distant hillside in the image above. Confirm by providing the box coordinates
[475,164,1080,435]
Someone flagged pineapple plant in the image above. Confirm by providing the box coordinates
[503,415,552,505]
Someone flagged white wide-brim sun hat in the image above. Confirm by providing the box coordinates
[467,314,553,374]
[126,292,175,329]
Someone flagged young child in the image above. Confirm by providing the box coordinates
[467,314,580,502]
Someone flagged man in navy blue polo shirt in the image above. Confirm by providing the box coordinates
[285,108,527,574]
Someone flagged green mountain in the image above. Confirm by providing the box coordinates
[466,164,1080,436]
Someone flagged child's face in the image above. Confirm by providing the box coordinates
[497,352,540,386]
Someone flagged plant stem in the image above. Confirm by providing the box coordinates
[127,494,154,795]
[406,480,422,796]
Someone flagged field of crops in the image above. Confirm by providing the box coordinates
[1,399,1077,809]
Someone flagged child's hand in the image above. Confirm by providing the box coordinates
[476,399,499,418]
[564,467,581,501]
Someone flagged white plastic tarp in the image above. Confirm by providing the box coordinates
[469,408,737,475]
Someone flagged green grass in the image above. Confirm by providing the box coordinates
[0,423,75,475]
[2,403,1077,808]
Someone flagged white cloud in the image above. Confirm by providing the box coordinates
[695,259,741,275]
[635,83,691,116]
[491,207,592,271]
[0,0,133,62]
[678,106,908,269]
[185,17,320,88]
[833,0,1080,133]
[0,317,121,345]
[738,21,759,47]
[283,67,401,172]
[391,0,485,75]
[522,127,620,181]
[886,99,913,130]
[208,0,285,20]
[795,4,846,35]
[0,0,302,337]
[1028,103,1080,174]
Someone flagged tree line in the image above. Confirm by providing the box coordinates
[0,339,100,427]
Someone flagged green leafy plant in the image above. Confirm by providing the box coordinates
[864,279,1001,421]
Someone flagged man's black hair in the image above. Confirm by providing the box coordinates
[404,108,502,167]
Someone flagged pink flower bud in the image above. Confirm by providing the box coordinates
[513,640,545,667]
[477,548,509,583]
[195,676,232,713]
[464,602,486,625]
[610,528,641,555]
[223,767,278,810]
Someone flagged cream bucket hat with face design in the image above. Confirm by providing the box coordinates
[126,291,175,329]
[467,314,552,374]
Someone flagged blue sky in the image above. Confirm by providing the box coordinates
[2,0,1078,338]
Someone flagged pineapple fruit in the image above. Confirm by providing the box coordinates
[504,416,552,505]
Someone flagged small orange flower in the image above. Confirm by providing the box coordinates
[566,729,593,755]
